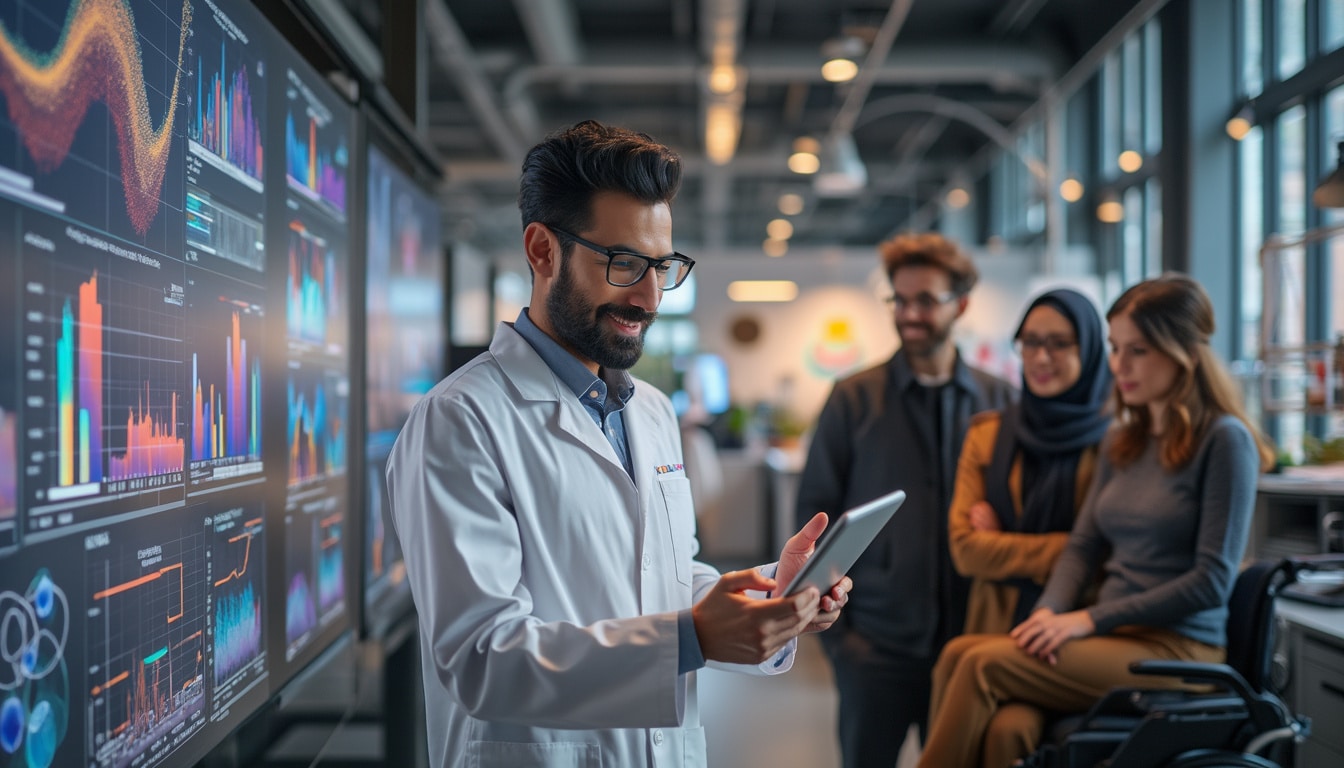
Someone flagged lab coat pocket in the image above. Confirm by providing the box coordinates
[658,476,695,586]
[466,740,602,767]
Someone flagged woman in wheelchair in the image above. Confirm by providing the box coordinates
[936,288,1113,766]
[918,274,1276,768]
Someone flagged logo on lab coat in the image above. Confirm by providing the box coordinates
[654,463,685,475]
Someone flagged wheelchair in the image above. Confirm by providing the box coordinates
[1018,555,1344,768]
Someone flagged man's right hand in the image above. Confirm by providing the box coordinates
[691,569,820,665]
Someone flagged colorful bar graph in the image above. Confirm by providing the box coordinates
[190,41,263,181]
[0,408,15,520]
[56,272,103,486]
[284,110,347,214]
[191,311,261,463]
[286,221,342,346]
[107,385,183,481]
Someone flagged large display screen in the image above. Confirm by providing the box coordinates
[0,1,355,766]
[363,141,443,636]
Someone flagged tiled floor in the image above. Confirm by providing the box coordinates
[698,634,921,768]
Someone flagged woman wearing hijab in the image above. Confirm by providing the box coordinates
[918,274,1275,768]
[925,288,1112,767]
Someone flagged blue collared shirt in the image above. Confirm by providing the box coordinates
[513,309,705,673]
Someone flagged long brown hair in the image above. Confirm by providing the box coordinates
[1106,273,1274,471]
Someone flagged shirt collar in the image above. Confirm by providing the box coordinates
[514,308,635,404]
[889,348,978,393]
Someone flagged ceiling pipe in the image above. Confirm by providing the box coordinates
[827,0,915,141]
[424,0,527,162]
[499,44,1057,96]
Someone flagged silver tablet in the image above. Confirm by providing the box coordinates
[783,489,906,597]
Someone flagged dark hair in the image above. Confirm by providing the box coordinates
[877,232,979,295]
[1106,272,1274,471]
[517,120,682,235]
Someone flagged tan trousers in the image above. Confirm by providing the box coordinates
[919,628,1224,768]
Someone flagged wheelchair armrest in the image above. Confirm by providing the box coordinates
[1128,660,1256,702]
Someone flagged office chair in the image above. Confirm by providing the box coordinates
[1017,557,1339,768]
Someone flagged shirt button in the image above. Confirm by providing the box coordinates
[652,729,664,746]
[642,553,652,570]
[589,390,599,398]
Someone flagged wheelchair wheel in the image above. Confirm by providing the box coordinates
[1163,749,1281,768]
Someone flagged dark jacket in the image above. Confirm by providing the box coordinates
[796,349,1015,661]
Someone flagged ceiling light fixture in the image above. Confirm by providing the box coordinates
[704,102,741,165]
[814,133,868,197]
[778,193,805,216]
[1226,104,1254,141]
[1313,140,1344,208]
[728,280,798,302]
[767,218,794,240]
[1096,193,1124,223]
[945,187,970,209]
[821,58,859,83]
[707,64,738,95]
[762,238,788,257]
[788,136,821,175]
[1117,150,1143,173]
[1059,177,1085,203]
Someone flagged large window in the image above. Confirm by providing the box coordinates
[1235,0,1344,457]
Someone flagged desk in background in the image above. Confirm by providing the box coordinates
[1253,474,1344,561]
[1276,598,1344,767]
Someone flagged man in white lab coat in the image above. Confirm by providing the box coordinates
[387,120,851,768]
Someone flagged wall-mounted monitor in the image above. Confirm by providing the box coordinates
[0,0,355,765]
[361,136,444,637]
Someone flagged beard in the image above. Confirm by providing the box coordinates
[547,257,657,371]
[897,318,954,358]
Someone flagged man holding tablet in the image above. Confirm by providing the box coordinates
[389,121,854,768]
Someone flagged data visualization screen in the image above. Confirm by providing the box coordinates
[0,1,358,766]
[363,142,443,633]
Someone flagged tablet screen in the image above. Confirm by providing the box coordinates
[783,489,906,596]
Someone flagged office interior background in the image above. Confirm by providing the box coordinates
[0,0,1342,766]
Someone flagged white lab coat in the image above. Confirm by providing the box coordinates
[387,321,792,768]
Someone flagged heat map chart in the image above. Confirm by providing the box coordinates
[284,67,347,220]
[284,497,344,661]
[0,0,190,251]
[186,276,263,490]
[285,364,348,489]
[21,229,185,527]
[286,218,346,353]
[85,515,207,768]
[204,505,266,718]
[0,569,73,768]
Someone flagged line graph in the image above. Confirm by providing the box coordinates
[0,0,191,244]
[86,515,206,768]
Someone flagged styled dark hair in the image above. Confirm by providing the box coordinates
[517,120,682,235]
[877,232,979,295]
[1106,272,1274,471]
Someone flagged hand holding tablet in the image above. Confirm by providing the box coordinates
[783,490,907,597]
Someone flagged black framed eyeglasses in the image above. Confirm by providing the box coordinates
[883,291,958,313]
[549,226,695,290]
[1015,335,1079,357]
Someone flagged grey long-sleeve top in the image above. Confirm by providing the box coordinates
[1037,415,1259,648]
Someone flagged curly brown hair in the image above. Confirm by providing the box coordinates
[877,232,979,295]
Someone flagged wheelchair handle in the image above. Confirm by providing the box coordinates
[1128,659,1257,702]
